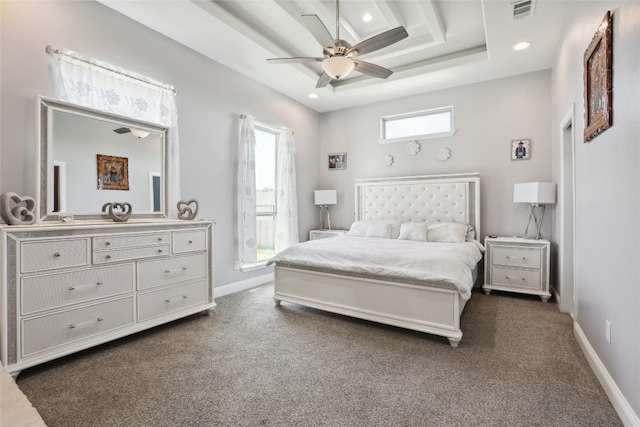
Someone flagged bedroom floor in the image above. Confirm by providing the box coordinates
[16,284,621,426]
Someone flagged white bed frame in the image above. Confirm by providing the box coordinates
[273,173,481,347]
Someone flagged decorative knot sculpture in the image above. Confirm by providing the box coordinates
[177,199,199,220]
[0,192,36,225]
[102,202,132,222]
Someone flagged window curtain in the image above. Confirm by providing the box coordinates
[237,115,257,266]
[48,46,181,215]
[275,129,299,253]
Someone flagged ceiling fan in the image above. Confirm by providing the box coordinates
[113,127,150,139]
[267,0,408,88]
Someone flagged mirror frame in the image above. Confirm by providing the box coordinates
[36,96,171,222]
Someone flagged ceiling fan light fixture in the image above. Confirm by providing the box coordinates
[130,128,150,139]
[322,56,355,80]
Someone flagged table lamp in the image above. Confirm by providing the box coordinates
[513,182,556,239]
[314,190,337,230]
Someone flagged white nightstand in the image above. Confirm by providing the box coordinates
[483,237,551,302]
[309,229,347,240]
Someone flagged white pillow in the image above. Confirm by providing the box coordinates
[366,222,392,239]
[426,222,468,243]
[345,220,401,239]
[346,221,369,237]
[397,222,428,241]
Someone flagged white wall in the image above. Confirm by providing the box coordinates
[318,70,553,240]
[551,2,640,422]
[0,0,321,288]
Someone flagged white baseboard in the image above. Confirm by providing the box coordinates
[574,322,640,426]
[214,273,274,298]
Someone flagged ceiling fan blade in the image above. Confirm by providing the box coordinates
[267,57,324,64]
[301,14,336,52]
[353,60,393,79]
[113,127,131,134]
[346,26,408,57]
[316,72,332,88]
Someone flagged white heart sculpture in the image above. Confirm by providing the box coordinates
[102,202,132,222]
[0,192,36,225]
[177,199,199,220]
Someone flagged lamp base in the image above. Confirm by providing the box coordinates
[318,205,332,230]
[523,205,546,240]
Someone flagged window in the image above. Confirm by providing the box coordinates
[380,106,455,144]
[254,127,277,264]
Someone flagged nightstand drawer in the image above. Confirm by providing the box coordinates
[492,246,541,268]
[309,229,347,240]
[490,266,541,291]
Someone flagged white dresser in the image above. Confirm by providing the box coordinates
[482,237,551,302]
[0,220,215,377]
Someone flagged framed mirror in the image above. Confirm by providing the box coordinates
[36,96,171,221]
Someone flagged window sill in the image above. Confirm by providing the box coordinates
[240,262,270,273]
[378,130,456,145]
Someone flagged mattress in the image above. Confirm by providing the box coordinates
[268,236,484,301]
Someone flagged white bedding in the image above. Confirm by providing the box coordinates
[268,236,484,301]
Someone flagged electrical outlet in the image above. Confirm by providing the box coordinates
[605,320,611,344]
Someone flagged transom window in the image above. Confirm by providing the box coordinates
[380,106,455,144]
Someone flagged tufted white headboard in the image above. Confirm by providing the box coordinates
[354,173,481,239]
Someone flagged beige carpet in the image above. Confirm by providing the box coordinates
[16,284,621,427]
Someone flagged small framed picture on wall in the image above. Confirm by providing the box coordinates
[511,140,531,160]
[328,152,347,170]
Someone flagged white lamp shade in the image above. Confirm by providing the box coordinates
[321,56,355,80]
[314,190,337,205]
[513,182,556,205]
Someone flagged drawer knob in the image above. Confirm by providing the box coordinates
[158,249,163,253]
[97,281,103,286]
[158,237,163,241]
[165,295,188,303]
[188,240,193,244]
[105,241,111,246]
[106,255,112,259]
[54,252,61,257]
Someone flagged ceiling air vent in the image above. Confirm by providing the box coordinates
[511,0,536,20]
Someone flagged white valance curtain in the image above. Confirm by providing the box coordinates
[47,46,181,214]
[237,115,258,266]
[275,129,299,252]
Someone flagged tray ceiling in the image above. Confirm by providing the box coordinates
[98,0,575,112]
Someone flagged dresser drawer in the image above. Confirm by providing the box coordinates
[172,229,207,254]
[21,296,134,358]
[21,264,134,315]
[137,253,207,290]
[492,246,541,268]
[137,280,207,322]
[93,245,170,264]
[490,266,541,291]
[21,239,89,273]
[93,233,170,250]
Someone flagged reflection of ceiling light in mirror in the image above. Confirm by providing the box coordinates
[322,56,355,80]
[308,93,318,99]
[362,13,372,22]
[130,128,150,139]
[513,41,530,51]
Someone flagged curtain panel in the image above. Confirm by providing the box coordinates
[275,129,299,253]
[237,115,258,266]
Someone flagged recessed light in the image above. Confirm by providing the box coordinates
[308,93,318,99]
[514,41,530,51]
[363,13,372,22]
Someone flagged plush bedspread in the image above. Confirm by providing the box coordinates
[268,236,484,301]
